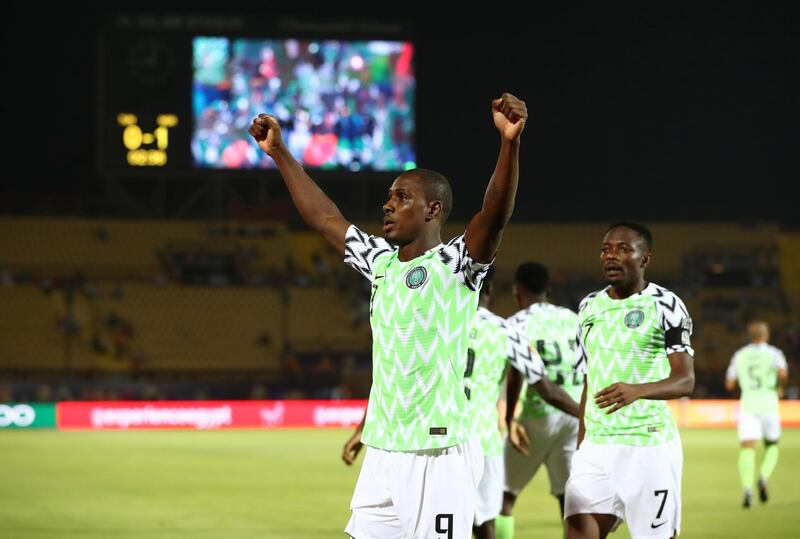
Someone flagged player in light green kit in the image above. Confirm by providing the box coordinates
[250,93,528,538]
[496,262,583,539]
[465,267,579,539]
[344,266,581,539]
[564,223,696,539]
[724,320,788,508]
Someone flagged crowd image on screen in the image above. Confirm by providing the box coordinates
[192,37,416,171]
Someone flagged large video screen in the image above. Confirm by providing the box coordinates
[192,37,416,171]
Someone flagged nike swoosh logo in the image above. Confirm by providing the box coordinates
[650,521,666,529]
[375,275,385,279]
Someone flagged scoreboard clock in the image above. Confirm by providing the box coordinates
[116,112,178,167]
[99,28,191,174]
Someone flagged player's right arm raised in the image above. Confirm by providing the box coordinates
[249,114,351,256]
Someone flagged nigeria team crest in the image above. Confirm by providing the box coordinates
[405,266,427,289]
[624,309,645,328]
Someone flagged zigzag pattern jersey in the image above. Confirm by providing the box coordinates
[344,225,491,450]
[508,303,583,420]
[726,343,787,415]
[466,307,546,457]
[575,283,694,446]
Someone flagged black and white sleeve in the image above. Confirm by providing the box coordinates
[574,293,597,375]
[503,321,546,385]
[343,225,394,282]
[439,235,493,291]
[653,286,695,356]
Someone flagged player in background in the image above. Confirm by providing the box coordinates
[564,222,695,539]
[724,319,788,507]
[251,93,528,538]
[496,262,583,539]
[465,267,579,539]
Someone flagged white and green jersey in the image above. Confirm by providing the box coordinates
[726,343,787,416]
[508,303,583,420]
[576,283,694,446]
[466,307,546,457]
[344,225,491,451]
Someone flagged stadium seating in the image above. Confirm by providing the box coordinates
[0,218,795,399]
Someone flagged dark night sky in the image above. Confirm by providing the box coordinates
[5,4,799,226]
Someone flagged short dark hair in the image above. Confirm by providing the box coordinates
[606,222,652,250]
[407,168,453,223]
[514,262,549,294]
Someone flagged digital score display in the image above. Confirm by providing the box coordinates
[116,113,178,166]
[100,28,191,175]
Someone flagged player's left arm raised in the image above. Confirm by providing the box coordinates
[464,93,527,263]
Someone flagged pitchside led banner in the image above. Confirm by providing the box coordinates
[57,401,367,430]
[0,403,56,429]
[8,400,793,431]
[668,400,800,428]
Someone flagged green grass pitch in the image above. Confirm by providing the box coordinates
[1,429,798,538]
